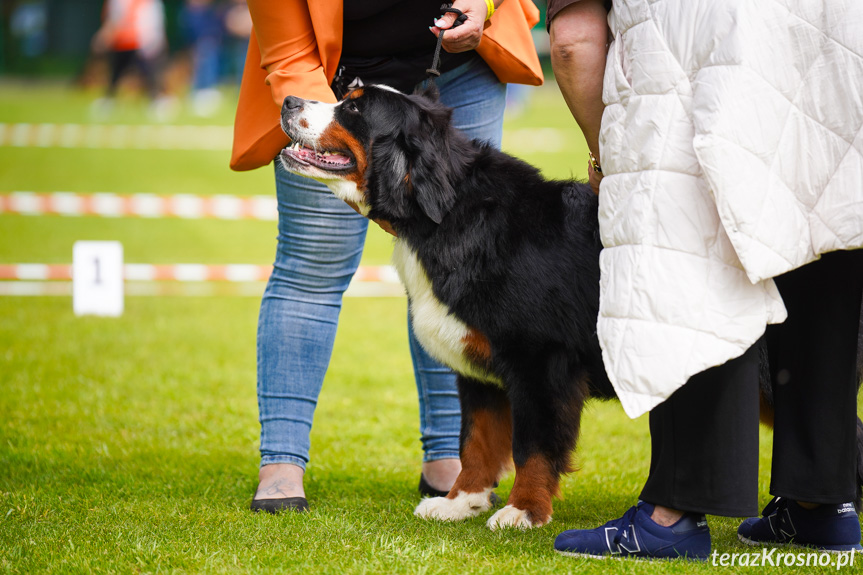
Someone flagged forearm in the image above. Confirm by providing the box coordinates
[551,41,606,159]
[549,0,608,159]
[245,0,337,106]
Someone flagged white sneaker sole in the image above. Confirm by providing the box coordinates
[738,534,863,554]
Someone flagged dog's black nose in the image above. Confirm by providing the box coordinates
[282,96,305,114]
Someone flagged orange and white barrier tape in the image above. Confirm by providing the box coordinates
[0,123,232,150]
[0,264,404,297]
[0,192,277,220]
[0,123,565,153]
[0,263,399,283]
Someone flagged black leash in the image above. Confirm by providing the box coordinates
[426,4,468,84]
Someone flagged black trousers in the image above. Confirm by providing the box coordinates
[768,250,863,504]
[640,250,863,516]
[108,49,160,99]
[640,340,761,517]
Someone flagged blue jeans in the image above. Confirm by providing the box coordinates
[257,56,507,470]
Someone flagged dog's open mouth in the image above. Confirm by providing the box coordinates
[280,141,355,172]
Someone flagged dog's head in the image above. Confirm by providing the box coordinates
[278,85,467,229]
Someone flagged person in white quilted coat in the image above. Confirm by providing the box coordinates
[554,0,863,559]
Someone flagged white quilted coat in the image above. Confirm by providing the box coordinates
[598,0,863,418]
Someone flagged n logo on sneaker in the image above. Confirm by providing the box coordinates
[767,508,796,541]
[605,525,641,555]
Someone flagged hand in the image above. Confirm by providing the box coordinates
[430,0,492,53]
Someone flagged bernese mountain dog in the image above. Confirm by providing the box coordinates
[276,84,863,529]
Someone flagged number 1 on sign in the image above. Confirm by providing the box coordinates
[73,241,124,316]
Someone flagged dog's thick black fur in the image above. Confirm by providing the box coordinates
[278,84,863,527]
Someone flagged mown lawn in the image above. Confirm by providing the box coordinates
[0,80,857,573]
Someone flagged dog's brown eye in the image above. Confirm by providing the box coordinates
[344,101,360,114]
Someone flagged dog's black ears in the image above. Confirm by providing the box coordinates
[367,134,414,220]
[406,98,457,224]
[411,138,455,225]
[367,96,457,225]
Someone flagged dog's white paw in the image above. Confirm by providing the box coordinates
[486,505,548,530]
[414,490,493,521]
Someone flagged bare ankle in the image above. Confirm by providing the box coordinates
[255,463,305,500]
[650,504,685,527]
[421,458,462,492]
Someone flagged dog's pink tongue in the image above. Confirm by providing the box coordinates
[317,152,351,165]
[287,145,351,167]
[292,147,316,161]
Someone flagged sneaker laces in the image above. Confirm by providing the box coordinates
[611,505,641,549]
[761,496,785,517]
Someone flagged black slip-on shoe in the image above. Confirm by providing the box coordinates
[419,474,449,498]
[250,497,309,514]
[419,474,502,507]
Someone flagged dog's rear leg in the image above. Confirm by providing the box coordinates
[414,376,511,522]
[487,364,589,530]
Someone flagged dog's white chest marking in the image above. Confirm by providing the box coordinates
[324,180,369,215]
[392,241,501,385]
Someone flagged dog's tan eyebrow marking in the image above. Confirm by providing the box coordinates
[348,89,364,99]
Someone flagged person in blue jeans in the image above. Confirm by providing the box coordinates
[249,2,513,513]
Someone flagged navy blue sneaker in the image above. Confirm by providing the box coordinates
[554,502,711,560]
[738,497,863,553]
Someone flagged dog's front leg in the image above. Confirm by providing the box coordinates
[414,376,512,522]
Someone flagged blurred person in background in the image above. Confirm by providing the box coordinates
[91,0,173,120]
[222,0,252,87]
[10,1,49,59]
[179,0,224,116]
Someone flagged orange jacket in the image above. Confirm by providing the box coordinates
[230,0,543,171]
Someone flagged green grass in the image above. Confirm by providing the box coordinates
[0,148,260,198]
[0,297,793,574]
[0,80,858,573]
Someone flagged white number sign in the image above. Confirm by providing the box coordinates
[73,241,124,316]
